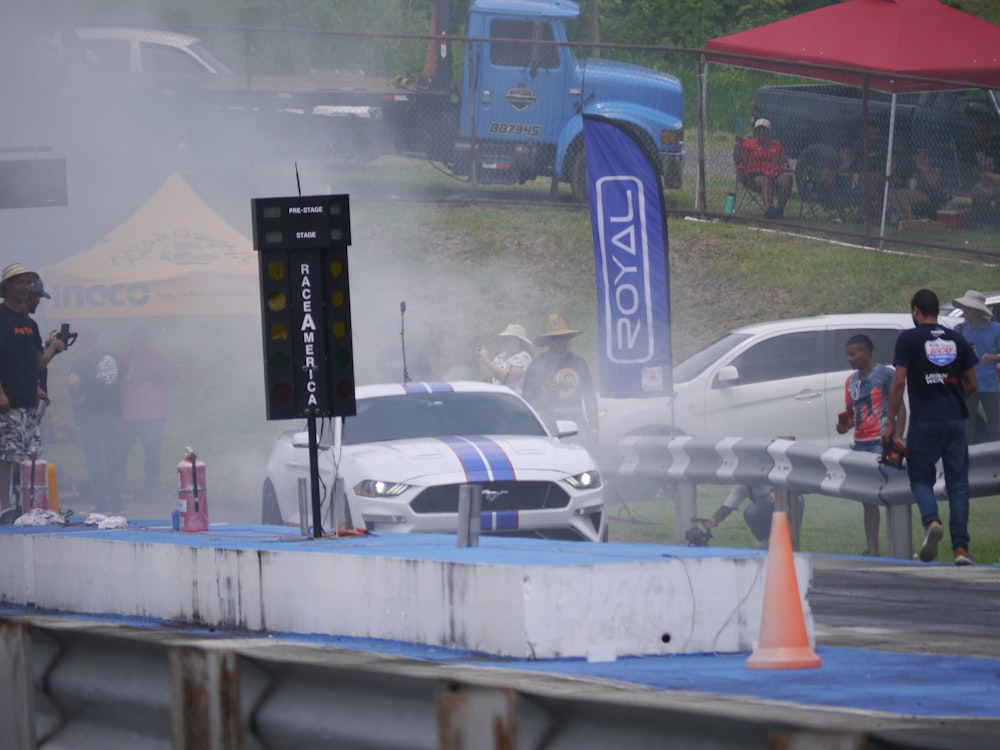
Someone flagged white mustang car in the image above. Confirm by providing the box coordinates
[262,381,607,542]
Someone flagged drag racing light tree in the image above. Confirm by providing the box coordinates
[260,256,295,419]
[325,242,356,416]
[251,194,355,420]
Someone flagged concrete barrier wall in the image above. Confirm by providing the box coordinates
[0,526,813,658]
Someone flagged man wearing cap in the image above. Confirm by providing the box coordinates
[25,276,67,394]
[734,118,793,219]
[952,290,1000,444]
[0,264,56,520]
[522,314,599,446]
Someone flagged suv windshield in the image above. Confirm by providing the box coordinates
[342,391,547,445]
[673,333,751,383]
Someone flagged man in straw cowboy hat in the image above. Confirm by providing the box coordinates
[522,314,599,446]
[951,289,1000,444]
[0,263,61,521]
[477,323,533,395]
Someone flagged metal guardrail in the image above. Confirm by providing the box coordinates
[0,617,876,750]
[620,436,1000,559]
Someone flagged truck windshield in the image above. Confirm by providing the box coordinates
[490,20,559,70]
[673,333,751,383]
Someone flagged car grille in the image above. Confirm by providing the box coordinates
[410,481,570,514]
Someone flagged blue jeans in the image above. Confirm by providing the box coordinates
[906,419,970,551]
[743,495,805,543]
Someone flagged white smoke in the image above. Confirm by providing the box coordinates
[3,4,596,524]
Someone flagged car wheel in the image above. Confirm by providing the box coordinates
[261,480,283,526]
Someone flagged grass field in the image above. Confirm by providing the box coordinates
[38,197,1000,564]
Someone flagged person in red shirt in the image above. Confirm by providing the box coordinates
[735,118,794,219]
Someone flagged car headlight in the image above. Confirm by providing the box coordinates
[564,470,602,489]
[354,479,410,498]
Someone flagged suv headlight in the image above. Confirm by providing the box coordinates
[354,479,410,498]
[564,470,602,489]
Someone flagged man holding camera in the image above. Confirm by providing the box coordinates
[25,276,70,396]
[0,264,65,521]
[882,289,977,566]
[702,484,805,549]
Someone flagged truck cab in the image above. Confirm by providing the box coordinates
[454,0,684,199]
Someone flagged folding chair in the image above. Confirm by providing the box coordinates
[733,163,767,215]
[795,143,841,220]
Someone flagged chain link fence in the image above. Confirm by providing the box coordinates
[26,22,999,253]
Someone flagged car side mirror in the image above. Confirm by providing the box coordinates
[714,365,740,388]
[553,420,579,438]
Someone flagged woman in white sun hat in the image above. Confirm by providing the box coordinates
[477,323,533,394]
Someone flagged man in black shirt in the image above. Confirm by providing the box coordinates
[0,264,47,520]
[881,289,978,565]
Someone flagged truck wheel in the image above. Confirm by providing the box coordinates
[568,141,589,204]
[261,480,283,526]
[568,126,661,202]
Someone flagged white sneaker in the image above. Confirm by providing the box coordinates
[919,522,944,562]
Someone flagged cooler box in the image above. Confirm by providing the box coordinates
[936,207,970,229]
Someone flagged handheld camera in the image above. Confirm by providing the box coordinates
[880,439,907,470]
[56,324,78,349]
[685,518,713,547]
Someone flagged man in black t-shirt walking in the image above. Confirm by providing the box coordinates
[881,289,978,566]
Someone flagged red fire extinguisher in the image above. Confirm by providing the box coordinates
[176,448,208,532]
[20,453,49,513]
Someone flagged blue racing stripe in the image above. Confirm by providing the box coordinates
[404,382,455,394]
[481,511,519,531]
[437,436,491,483]
[463,436,516,481]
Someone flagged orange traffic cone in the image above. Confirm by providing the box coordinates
[746,511,821,670]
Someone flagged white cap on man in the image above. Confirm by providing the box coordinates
[754,118,771,130]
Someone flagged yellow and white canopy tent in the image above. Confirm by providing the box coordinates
[40,172,259,320]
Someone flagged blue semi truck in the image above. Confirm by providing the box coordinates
[301,0,685,200]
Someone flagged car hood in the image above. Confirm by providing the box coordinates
[341,434,596,484]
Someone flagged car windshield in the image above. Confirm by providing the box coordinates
[342,391,547,445]
[673,333,752,382]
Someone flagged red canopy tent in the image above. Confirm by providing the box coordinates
[706,0,1000,93]
[705,0,1000,237]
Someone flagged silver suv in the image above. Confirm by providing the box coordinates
[596,313,939,474]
